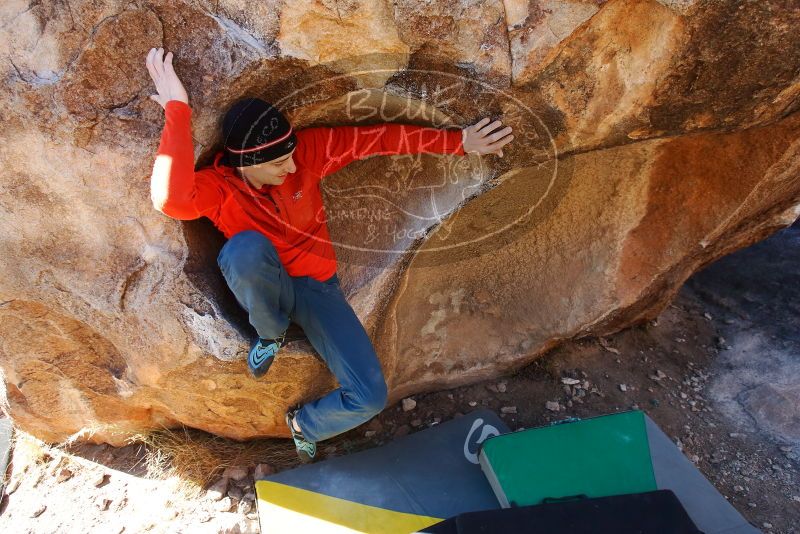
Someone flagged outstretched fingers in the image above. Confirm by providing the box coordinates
[469,117,491,134]
[163,51,178,80]
[153,47,165,78]
[485,133,514,153]
[145,48,158,81]
[487,126,513,142]
[477,119,501,133]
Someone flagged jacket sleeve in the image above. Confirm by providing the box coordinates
[149,100,225,220]
[300,123,465,180]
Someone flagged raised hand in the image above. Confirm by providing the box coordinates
[462,118,514,157]
[145,47,189,110]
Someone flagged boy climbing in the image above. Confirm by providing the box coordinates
[145,47,514,463]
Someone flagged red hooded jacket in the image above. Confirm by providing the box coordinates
[151,100,466,281]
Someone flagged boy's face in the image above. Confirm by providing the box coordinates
[236,148,297,187]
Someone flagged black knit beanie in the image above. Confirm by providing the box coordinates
[222,98,297,168]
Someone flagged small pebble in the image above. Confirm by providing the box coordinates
[545,401,561,412]
[237,499,254,515]
[6,477,21,495]
[222,466,248,482]
[96,497,112,512]
[649,370,667,381]
[206,478,229,501]
[56,468,74,483]
[402,398,417,412]
[31,504,47,518]
[228,486,244,500]
[214,497,233,512]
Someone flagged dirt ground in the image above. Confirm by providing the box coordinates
[2,223,799,533]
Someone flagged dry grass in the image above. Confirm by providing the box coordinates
[128,426,299,498]
[3,423,301,504]
[2,429,74,492]
[4,420,302,500]
[9,430,55,469]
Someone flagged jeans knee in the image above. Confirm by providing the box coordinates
[217,230,280,276]
[352,375,388,416]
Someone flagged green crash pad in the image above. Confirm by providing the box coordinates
[477,410,759,534]
[479,410,657,507]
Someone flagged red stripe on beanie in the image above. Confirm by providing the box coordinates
[226,127,294,154]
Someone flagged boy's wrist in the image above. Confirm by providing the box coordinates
[165,99,191,114]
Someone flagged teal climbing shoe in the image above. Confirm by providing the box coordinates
[247,330,286,379]
[286,407,317,463]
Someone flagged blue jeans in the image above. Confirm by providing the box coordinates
[216,230,388,442]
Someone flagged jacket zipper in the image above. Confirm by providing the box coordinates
[264,191,280,214]
[232,169,288,236]
[265,189,288,238]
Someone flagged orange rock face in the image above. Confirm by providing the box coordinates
[1,0,799,444]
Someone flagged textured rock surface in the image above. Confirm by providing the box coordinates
[1,0,799,444]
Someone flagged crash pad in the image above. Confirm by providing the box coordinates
[255,409,509,533]
[477,410,758,534]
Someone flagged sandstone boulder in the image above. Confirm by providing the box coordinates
[1,0,798,444]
